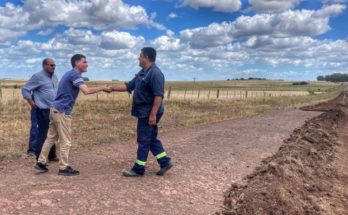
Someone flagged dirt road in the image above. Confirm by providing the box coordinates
[0,108,320,215]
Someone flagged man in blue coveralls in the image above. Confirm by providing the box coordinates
[109,47,173,177]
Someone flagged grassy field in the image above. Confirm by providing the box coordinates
[0,80,344,160]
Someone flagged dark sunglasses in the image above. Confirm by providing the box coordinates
[46,64,56,67]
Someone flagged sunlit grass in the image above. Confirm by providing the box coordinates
[0,80,343,160]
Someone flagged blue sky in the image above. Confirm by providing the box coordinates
[0,0,347,81]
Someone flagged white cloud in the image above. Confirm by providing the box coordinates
[248,0,302,13]
[180,0,241,13]
[231,4,346,38]
[175,4,346,50]
[100,31,145,50]
[26,58,42,64]
[1,1,348,81]
[0,29,26,45]
[0,0,164,43]
[38,28,54,36]
[245,35,317,49]
[152,35,182,51]
[58,28,100,45]
[313,4,346,17]
[23,0,158,29]
[180,22,233,49]
[168,12,178,19]
[0,3,30,43]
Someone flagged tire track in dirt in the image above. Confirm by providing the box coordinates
[0,108,320,215]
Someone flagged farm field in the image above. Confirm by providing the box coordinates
[0,80,343,159]
[0,84,347,214]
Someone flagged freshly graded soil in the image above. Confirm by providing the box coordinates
[220,90,348,215]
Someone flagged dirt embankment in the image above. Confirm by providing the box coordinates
[219,90,348,215]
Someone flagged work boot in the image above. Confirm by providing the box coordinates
[122,169,144,177]
[157,161,173,176]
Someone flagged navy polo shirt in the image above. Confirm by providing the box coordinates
[126,64,165,118]
[51,69,85,115]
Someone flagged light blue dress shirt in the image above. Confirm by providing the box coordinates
[21,70,58,109]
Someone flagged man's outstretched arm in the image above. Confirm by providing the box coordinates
[110,84,128,92]
[79,84,109,95]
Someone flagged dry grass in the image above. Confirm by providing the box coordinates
[0,80,343,160]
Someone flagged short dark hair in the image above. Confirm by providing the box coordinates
[141,47,156,62]
[71,54,86,68]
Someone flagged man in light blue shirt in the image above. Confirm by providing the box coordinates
[22,58,58,161]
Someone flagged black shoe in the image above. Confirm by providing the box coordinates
[122,169,144,177]
[34,162,48,173]
[58,166,79,176]
[157,162,173,176]
[27,152,35,157]
[48,157,59,162]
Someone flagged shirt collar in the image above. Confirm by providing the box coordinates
[140,63,155,74]
[41,70,54,77]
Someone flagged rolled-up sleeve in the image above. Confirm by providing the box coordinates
[71,72,85,87]
[21,74,41,100]
[150,70,165,97]
[126,76,136,93]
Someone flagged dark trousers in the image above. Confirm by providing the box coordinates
[132,114,171,174]
[35,108,56,160]
[28,109,38,154]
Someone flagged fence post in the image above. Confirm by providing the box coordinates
[184,88,187,100]
[245,91,248,99]
[208,90,211,99]
[0,81,2,100]
[217,89,220,99]
[167,86,172,99]
[197,89,200,99]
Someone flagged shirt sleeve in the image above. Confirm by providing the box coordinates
[71,72,85,87]
[149,69,165,97]
[21,74,41,100]
[125,76,136,93]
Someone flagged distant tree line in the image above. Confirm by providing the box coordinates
[317,73,348,82]
[292,81,308,85]
[227,77,267,81]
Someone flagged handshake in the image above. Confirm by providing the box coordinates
[101,85,113,93]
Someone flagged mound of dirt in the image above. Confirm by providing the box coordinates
[300,90,348,112]
[219,90,348,215]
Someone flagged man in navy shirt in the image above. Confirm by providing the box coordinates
[22,58,58,161]
[34,54,110,176]
[109,47,173,177]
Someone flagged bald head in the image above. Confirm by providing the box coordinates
[42,58,56,74]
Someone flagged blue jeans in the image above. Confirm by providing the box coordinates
[28,109,38,154]
[132,114,171,174]
[35,108,56,160]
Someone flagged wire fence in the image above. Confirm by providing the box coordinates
[0,85,309,104]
